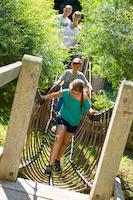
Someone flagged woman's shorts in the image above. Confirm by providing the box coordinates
[56,116,78,134]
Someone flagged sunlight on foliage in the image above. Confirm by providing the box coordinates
[0,0,70,122]
[80,0,133,89]
[92,91,114,110]
[0,0,69,90]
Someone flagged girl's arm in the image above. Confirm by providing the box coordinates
[42,91,62,101]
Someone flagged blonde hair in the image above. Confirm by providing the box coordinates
[73,11,82,20]
[73,11,81,16]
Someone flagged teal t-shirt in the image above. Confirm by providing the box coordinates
[59,89,91,126]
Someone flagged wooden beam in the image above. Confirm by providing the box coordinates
[90,80,133,200]
[0,61,21,87]
[0,55,42,181]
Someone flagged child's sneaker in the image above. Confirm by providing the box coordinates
[55,160,61,172]
[45,165,53,175]
[51,125,56,133]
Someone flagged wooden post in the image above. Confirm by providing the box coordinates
[90,80,133,200]
[0,54,42,181]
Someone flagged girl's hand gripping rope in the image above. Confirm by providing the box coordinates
[35,90,46,105]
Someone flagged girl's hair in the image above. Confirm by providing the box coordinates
[73,11,82,17]
[69,79,85,109]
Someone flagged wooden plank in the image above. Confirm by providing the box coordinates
[0,188,47,200]
[92,77,105,92]
[0,55,42,181]
[0,178,89,200]
[0,61,22,87]
[90,80,133,200]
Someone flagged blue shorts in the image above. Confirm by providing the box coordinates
[56,116,78,134]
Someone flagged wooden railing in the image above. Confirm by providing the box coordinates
[0,54,42,181]
[0,61,21,87]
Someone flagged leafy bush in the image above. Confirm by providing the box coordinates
[0,0,70,123]
[0,0,69,89]
[92,90,114,110]
[80,0,133,89]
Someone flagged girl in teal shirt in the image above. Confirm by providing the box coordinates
[42,79,94,175]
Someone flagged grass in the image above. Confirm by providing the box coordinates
[118,150,133,200]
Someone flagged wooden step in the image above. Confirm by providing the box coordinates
[0,178,89,200]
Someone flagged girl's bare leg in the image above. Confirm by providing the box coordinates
[57,131,72,160]
[49,125,66,165]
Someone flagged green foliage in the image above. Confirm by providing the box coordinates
[0,0,69,89]
[92,91,114,110]
[0,80,16,124]
[0,0,70,123]
[80,0,133,89]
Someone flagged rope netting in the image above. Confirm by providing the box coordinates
[20,93,113,192]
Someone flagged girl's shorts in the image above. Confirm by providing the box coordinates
[56,116,78,134]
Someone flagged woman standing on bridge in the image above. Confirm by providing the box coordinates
[41,79,94,175]
[54,57,92,112]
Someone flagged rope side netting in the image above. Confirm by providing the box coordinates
[20,94,113,192]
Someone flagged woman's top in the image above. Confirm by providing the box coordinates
[63,23,81,47]
[56,14,71,29]
[59,89,91,126]
[60,69,89,89]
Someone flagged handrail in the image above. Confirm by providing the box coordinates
[0,61,22,87]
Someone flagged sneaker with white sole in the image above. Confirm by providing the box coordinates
[51,125,56,133]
